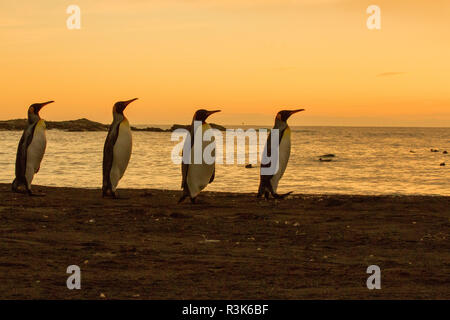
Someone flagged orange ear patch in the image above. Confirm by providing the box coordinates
[276,113,281,120]
[29,107,34,113]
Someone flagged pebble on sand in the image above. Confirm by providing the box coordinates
[440,162,446,166]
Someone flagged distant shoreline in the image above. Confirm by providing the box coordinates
[1,119,448,131]
[0,118,226,132]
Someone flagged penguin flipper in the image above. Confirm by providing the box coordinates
[181,162,189,189]
[15,124,36,182]
[260,126,286,174]
[258,126,290,199]
[258,133,274,197]
[209,167,215,183]
[102,122,120,192]
[181,125,196,190]
[180,157,191,203]
[262,127,286,161]
[15,135,28,179]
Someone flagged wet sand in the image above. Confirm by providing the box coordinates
[0,183,449,299]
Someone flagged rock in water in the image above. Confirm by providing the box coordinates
[320,154,335,158]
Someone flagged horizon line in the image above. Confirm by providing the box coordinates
[1,118,449,129]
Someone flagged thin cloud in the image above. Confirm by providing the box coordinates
[377,72,406,77]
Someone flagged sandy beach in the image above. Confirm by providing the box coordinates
[0,183,449,299]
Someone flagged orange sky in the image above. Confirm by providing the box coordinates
[1,0,449,126]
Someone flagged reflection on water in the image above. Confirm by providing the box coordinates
[0,126,448,195]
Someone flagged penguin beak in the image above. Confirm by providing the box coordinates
[37,100,54,112]
[124,98,138,108]
[290,109,305,115]
[206,110,221,117]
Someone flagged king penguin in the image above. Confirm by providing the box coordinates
[179,109,221,203]
[102,98,138,198]
[257,109,304,199]
[12,101,54,195]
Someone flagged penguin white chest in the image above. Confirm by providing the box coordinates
[270,127,291,192]
[25,120,47,187]
[110,119,132,191]
[186,123,215,198]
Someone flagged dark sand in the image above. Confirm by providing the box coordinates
[0,183,449,299]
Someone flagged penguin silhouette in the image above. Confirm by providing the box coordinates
[12,101,54,196]
[102,98,138,198]
[257,109,305,199]
[179,109,221,203]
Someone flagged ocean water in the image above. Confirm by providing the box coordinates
[0,126,448,196]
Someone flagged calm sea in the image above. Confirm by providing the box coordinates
[0,126,448,196]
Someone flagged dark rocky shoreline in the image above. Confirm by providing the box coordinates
[0,118,226,132]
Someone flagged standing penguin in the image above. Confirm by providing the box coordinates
[12,101,54,195]
[179,109,221,203]
[102,98,138,198]
[257,109,304,199]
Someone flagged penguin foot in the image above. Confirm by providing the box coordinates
[12,188,27,194]
[178,195,188,204]
[273,191,293,199]
[29,191,46,197]
[190,197,210,204]
[112,192,122,199]
[11,179,19,193]
[102,189,121,199]
[12,180,28,194]
[102,189,111,198]
[114,195,130,200]
[30,193,46,197]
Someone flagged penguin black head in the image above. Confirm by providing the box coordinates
[276,109,305,122]
[113,98,138,115]
[193,109,221,123]
[28,101,54,122]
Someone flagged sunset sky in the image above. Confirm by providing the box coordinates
[1,0,449,126]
